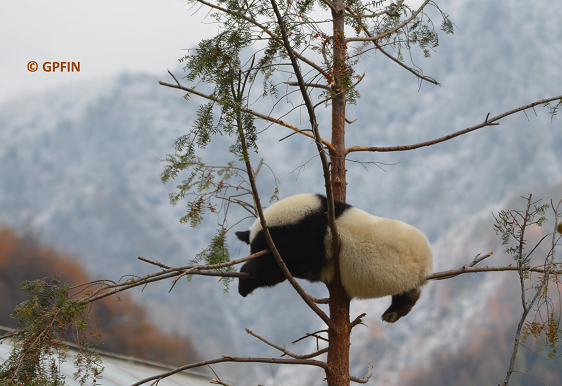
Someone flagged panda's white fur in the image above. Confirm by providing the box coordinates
[237,193,433,320]
[322,206,433,299]
[248,194,324,240]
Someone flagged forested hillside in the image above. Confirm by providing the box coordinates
[0,227,201,366]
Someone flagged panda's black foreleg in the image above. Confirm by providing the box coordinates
[238,253,288,297]
[381,288,421,323]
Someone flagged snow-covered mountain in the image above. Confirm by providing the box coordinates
[0,0,561,384]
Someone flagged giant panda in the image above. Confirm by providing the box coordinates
[235,193,433,323]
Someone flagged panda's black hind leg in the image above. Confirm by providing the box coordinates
[381,288,421,323]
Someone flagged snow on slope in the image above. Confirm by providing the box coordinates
[0,0,561,384]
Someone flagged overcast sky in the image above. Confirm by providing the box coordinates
[0,0,220,103]
[1,0,434,104]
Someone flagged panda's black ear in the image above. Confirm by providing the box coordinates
[235,230,251,244]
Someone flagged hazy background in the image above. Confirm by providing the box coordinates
[0,0,216,103]
[1,0,561,385]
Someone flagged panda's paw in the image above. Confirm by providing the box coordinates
[381,310,399,323]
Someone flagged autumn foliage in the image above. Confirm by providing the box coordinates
[0,227,201,366]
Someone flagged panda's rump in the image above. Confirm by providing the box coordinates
[325,208,433,299]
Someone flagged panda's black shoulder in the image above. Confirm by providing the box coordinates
[313,194,353,219]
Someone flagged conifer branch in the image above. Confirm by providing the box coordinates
[159,77,336,152]
[344,7,439,86]
[191,0,329,78]
[345,0,432,43]
[345,0,404,18]
[373,39,439,85]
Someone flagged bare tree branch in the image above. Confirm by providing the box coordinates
[509,370,549,386]
[209,366,231,386]
[467,252,494,267]
[346,95,562,154]
[350,362,373,384]
[82,250,269,303]
[246,328,328,359]
[427,264,561,282]
[292,330,329,345]
[137,252,267,272]
[308,294,329,304]
[130,355,328,386]
[350,313,367,329]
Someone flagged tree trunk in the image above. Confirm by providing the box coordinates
[326,1,350,385]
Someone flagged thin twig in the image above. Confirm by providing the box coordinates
[350,362,373,384]
[292,330,329,345]
[510,371,549,386]
[468,252,494,267]
[350,313,367,329]
[245,328,328,359]
[209,366,231,386]
[308,294,329,304]
[372,39,439,85]
[169,267,198,293]
[253,158,264,178]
